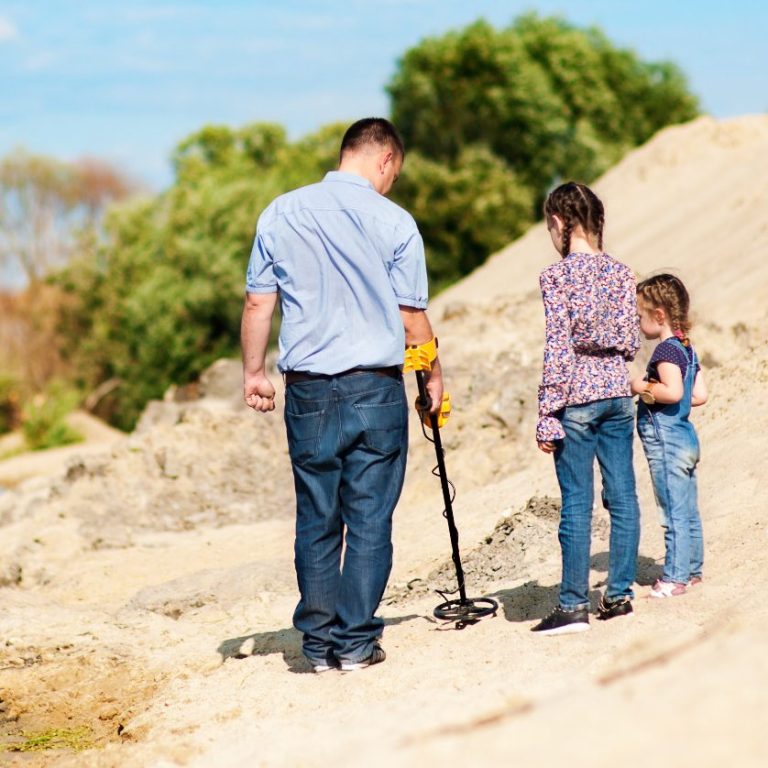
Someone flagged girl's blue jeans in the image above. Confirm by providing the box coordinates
[553,397,641,609]
[637,406,702,584]
[284,372,408,666]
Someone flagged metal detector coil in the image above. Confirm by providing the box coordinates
[405,340,498,625]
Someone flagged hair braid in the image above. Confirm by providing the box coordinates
[544,181,606,256]
[595,207,605,251]
[560,197,575,258]
[637,274,692,344]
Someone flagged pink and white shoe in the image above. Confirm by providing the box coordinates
[650,579,687,598]
[688,575,703,587]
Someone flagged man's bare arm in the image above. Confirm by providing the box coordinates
[241,291,278,412]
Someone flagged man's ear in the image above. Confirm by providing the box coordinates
[380,149,394,174]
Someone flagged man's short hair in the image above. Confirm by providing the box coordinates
[339,118,405,162]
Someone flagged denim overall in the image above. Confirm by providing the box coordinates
[637,340,703,584]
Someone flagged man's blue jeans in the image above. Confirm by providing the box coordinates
[637,405,702,584]
[553,397,640,609]
[284,371,408,666]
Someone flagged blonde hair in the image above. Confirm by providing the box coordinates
[637,273,691,344]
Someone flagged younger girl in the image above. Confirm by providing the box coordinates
[632,274,708,598]
[532,182,641,635]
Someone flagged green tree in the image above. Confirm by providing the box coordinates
[55,122,345,429]
[388,13,699,192]
[0,150,133,284]
[393,146,534,290]
[52,14,700,430]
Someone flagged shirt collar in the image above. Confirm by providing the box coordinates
[323,170,375,190]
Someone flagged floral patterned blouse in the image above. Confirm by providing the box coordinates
[537,251,640,442]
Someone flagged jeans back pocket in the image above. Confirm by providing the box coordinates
[285,407,325,463]
[353,400,407,456]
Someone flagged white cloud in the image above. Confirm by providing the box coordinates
[0,16,18,42]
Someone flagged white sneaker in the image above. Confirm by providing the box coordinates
[649,579,687,598]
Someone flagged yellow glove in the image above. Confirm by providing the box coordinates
[403,337,438,372]
[416,391,451,429]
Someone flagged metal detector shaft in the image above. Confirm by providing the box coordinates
[415,369,468,605]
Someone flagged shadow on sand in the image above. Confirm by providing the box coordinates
[216,613,422,673]
[590,551,662,587]
[489,552,661,625]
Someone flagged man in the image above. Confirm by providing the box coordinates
[241,118,442,672]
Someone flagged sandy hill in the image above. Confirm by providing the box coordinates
[0,115,767,767]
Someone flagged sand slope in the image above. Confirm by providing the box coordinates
[1,115,767,767]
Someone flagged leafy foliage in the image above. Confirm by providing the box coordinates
[48,15,699,429]
[55,123,345,428]
[392,146,534,289]
[0,375,20,435]
[0,151,133,283]
[388,14,699,192]
[21,380,83,451]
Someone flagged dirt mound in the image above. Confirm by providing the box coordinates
[387,496,562,603]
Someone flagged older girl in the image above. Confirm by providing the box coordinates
[532,182,641,635]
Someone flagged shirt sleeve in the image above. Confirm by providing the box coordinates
[536,269,574,442]
[615,267,641,361]
[389,216,428,309]
[651,340,689,374]
[245,206,279,294]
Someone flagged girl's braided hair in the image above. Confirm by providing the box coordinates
[637,273,692,344]
[543,181,605,257]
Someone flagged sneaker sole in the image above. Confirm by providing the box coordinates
[340,661,382,672]
[536,622,590,636]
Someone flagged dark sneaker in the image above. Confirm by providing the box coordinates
[596,595,633,621]
[339,644,386,672]
[531,606,589,635]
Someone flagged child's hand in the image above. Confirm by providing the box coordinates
[630,377,647,395]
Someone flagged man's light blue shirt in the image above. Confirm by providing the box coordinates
[246,171,429,374]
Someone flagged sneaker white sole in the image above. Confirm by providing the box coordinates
[649,588,686,599]
[537,623,590,636]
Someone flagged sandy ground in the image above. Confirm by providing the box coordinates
[1,114,767,767]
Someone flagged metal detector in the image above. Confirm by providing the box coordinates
[404,340,498,626]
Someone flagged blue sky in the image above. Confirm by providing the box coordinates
[1,0,766,190]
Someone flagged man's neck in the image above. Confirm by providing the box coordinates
[338,158,376,189]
